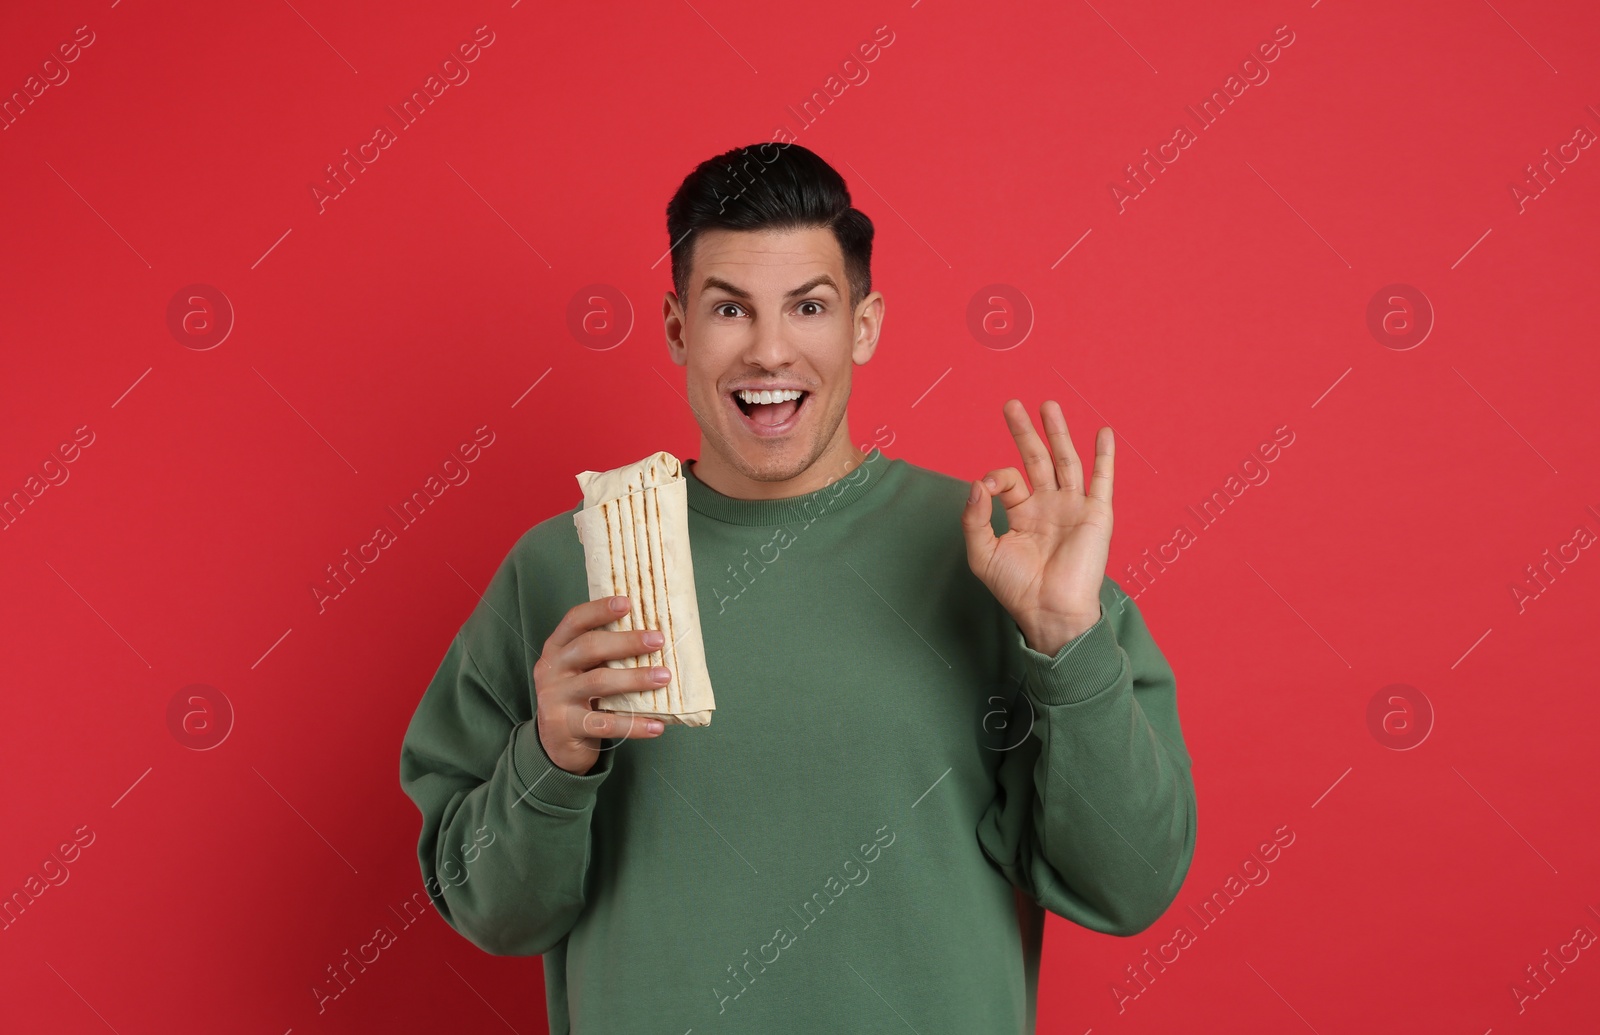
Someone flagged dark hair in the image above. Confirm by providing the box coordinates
[665,142,875,309]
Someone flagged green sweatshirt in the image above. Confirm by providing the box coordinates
[398,446,1196,1034]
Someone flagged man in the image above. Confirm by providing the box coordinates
[399,142,1196,1033]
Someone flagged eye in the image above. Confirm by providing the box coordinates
[796,300,825,316]
[714,302,745,318]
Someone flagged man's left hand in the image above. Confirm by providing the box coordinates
[960,399,1114,657]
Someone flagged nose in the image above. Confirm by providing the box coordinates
[741,308,799,372]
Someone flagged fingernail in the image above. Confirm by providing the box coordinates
[646,720,664,733]
[611,596,629,612]
[984,476,998,491]
[651,667,671,682]
[643,631,664,647]
[968,481,980,503]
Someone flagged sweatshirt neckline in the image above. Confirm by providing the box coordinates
[684,448,891,526]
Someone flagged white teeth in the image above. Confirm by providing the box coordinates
[736,389,804,405]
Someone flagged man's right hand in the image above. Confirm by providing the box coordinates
[533,595,670,775]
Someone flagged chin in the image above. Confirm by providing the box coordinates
[694,382,847,485]
[746,452,818,482]
[715,436,816,481]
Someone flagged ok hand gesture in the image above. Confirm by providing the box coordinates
[960,399,1114,657]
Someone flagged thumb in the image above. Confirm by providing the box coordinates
[960,479,996,575]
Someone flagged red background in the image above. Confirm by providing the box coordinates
[3,1,1598,1031]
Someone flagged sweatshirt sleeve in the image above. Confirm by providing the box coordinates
[398,541,615,957]
[976,575,1197,937]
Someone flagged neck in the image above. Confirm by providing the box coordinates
[688,425,867,500]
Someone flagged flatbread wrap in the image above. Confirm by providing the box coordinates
[571,451,715,726]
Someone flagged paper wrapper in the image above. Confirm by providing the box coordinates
[572,451,715,727]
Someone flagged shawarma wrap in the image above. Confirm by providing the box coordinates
[571,451,715,726]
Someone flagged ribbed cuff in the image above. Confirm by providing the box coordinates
[1016,609,1126,706]
[511,720,613,811]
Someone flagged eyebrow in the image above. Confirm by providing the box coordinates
[700,274,840,301]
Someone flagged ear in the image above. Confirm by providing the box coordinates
[851,291,885,365]
[663,291,688,367]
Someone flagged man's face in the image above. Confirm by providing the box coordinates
[664,226,883,492]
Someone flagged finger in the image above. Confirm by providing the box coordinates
[537,597,633,687]
[1041,400,1083,495]
[980,467,1030,509]
[571,662,674,702]
[1086,426,1114,505]
[959,477,998,575]
[561,627,666,676]
[575,704,666,740]
[546,596,632,658]
[1004,399,1057,492]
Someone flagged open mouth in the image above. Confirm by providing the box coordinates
[730,389,810,435]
